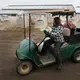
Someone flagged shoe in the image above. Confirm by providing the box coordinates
[56,64,62,70]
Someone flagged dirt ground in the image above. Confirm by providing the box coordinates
[0,30,80,80]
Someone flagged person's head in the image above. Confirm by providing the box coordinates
[54,17,61,26]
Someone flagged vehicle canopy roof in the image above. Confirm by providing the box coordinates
[23,9,75,16]
[2,5,75,16]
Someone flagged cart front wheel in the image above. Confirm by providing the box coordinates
[72,50,80,63]
[17,61,33,75]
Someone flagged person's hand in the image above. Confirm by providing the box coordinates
[44,30,50,37]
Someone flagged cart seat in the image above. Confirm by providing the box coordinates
[63,28,71,36]
[51,42,69,49]
[63,28,71,42]
[61,42,69,48]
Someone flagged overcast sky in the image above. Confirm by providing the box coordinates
[0,0,80,9]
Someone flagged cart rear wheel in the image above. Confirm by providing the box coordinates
[16,61,33,75]
[72,50,80,63]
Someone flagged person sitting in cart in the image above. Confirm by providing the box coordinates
[41,17,65,70]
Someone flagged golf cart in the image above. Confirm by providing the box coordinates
[16,9,80,75]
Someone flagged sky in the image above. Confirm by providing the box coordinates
[0,0,80,9]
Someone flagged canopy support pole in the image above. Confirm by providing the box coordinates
[29,13,31,54]
[66,14,69,28]
[23,13,26,39]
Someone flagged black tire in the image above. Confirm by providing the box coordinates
[16,61,33,75]
[72,50,80,63]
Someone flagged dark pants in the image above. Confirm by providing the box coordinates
[41,38,63,64]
